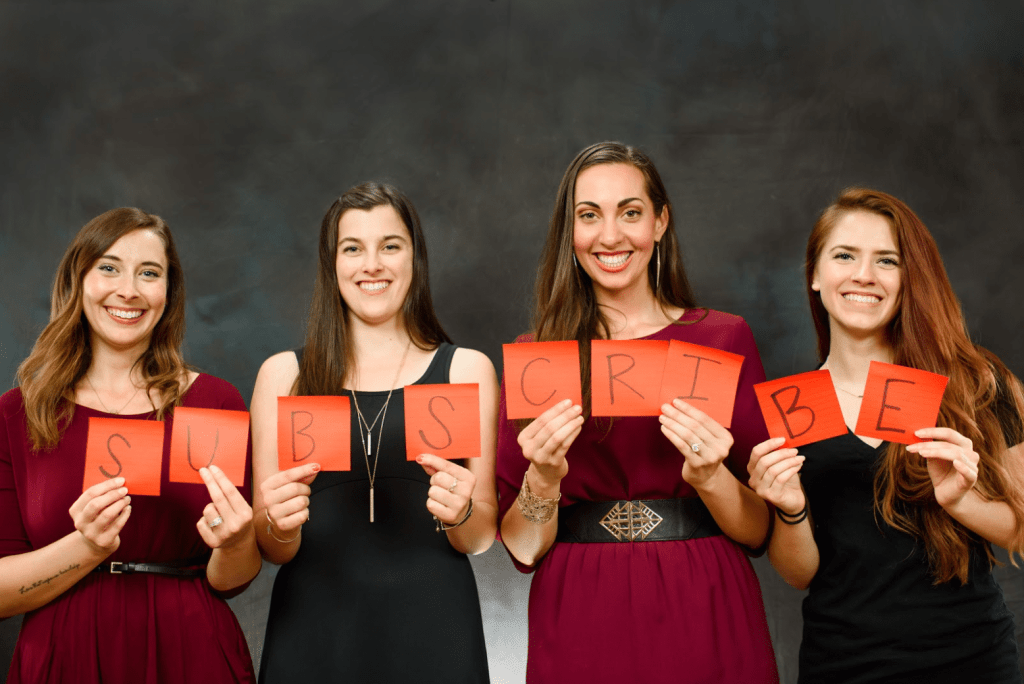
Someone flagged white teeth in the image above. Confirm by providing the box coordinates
[108,308,143,319]
[596,253,630,267]
[844,294,880,303]
[360,281,389,292]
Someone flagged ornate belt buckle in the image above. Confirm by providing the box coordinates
[599,501,663,541]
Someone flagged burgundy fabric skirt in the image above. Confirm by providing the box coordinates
[525,535,778,684]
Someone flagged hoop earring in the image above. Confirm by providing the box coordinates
[655,242,661,292]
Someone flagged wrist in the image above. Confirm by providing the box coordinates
[526,465,563,498]
[684,462,728,492]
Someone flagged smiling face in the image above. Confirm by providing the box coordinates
[572,162,667,302]
[81,228,169,355]
[335,204,414,328]
[812,209,902,342]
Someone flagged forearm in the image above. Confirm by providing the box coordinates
[445,500,497,555]
[691,466,770,548]
[766,513,820,589]
[0,532,108,618]
[943,490,1018,550]
[206,528,262,591]
[499,467,560,566]
[253,508,302,565]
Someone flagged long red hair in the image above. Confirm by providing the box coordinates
[805,188,1024,583]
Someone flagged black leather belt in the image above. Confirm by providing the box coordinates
[92,556,207,577]
[556,497,722,543]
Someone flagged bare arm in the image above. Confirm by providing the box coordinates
[419,349,499,555]
[748,437,819,589]
[498,400,583,567]
[0,478,130,618]
[250,352,317,565]
[198,465,262,591]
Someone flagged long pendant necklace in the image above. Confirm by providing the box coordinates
[350,340,411,523]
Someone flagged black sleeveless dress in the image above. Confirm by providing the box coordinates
[258,343,490,683]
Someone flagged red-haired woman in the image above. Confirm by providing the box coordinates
[748,188,1024,683]
[251,183,497,683]
[0,208,261,683]
[496,142,778,682]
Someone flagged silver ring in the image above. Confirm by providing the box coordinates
[690,442,702,454]
[209,516,224,529]
[448,477,459,493]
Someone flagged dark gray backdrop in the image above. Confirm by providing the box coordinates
[2,1,1022,682]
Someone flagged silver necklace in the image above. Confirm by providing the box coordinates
[350,340,411,523]
[84,373,143,414]
[835,385,864,399]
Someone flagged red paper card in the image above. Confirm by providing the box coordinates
[168,407,250,486]
[855,361,948,444]
[502,341,582,419]
[277,396,351,472]
[404,384,481,461]
[82,417,165,496]
[591,340,669,417]
[659,340,745,428]
[754,370,848,447]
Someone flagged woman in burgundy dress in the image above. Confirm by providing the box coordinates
[496,142,779,683]
[0,208,260,683]
[748,188,1024,683]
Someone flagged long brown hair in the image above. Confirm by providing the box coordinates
[294,182,451,396]
[806,187,1024,583]
[17,208,189,450]
[532,141,699,416]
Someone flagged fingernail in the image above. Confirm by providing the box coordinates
[210,465,221,474]
[573,405,582,413]
[120,487,128,495]
[199,467,209,477]
[116,477,126,486]
[562,399,572,407]
[125,496,131,504]
[311,464,321,472]
[774,437,786,445]
[416,456,424,463]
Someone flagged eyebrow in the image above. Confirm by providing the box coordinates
[338,234,409,243]
[99,255,165,269]
[830,244,900,255]
[574,197,645,210]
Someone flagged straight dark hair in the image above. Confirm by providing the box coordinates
[294,182,451,396]
[532,141,700,416]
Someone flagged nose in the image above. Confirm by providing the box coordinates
[115,274,140,300]
[596,215,623,248]
[362,249,383,274]
[851,258,875,284]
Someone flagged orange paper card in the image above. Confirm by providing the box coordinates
[754,371,848,447]
[404,384,481,461]
[168,407,250,486]
[855,361,948,445]
[659,340,745,428]
[277,396,351,472]
[83,417,165,496]
[591,340,670,417]
[502,341,582,419]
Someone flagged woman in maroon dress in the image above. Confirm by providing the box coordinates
[496,142,779,683]
[0,208,261,683]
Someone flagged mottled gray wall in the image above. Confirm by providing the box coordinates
[2,1,1023,683]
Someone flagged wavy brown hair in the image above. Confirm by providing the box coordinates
[806,187,1024,583]
[532,141,700,417]
[293,182,451,396]
[17,208,189,450]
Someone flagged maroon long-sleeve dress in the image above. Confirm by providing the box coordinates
[496,309,779,683]
[0,374,255,684]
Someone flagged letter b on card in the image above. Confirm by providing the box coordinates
[277,396,350,471]
[405,384,480,460]
[754,371,847,447]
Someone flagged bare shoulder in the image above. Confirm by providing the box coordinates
[256,351,300,395]
[450,347,497,385]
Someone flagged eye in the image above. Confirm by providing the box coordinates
[340,245,359,254]
[878,257,900,268]
[141,269,162,278]
[98,263,116,273]
[577,210,598,221]
[383,242,401,252]
[832,251,854,261]
[623,208,642,219]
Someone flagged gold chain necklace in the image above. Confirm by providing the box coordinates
[84,373,143,414]
[350,340,411,523]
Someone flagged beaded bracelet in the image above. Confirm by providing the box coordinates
[775,502,809,526]
[516,472,560,524]
[435,498,474,532]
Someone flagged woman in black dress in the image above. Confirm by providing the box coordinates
[748,187,1024,683]
[250,183,497,683]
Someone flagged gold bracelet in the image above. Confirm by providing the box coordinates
[516,472,560,524]
[265,509,300,543]
[435,498,474,532]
